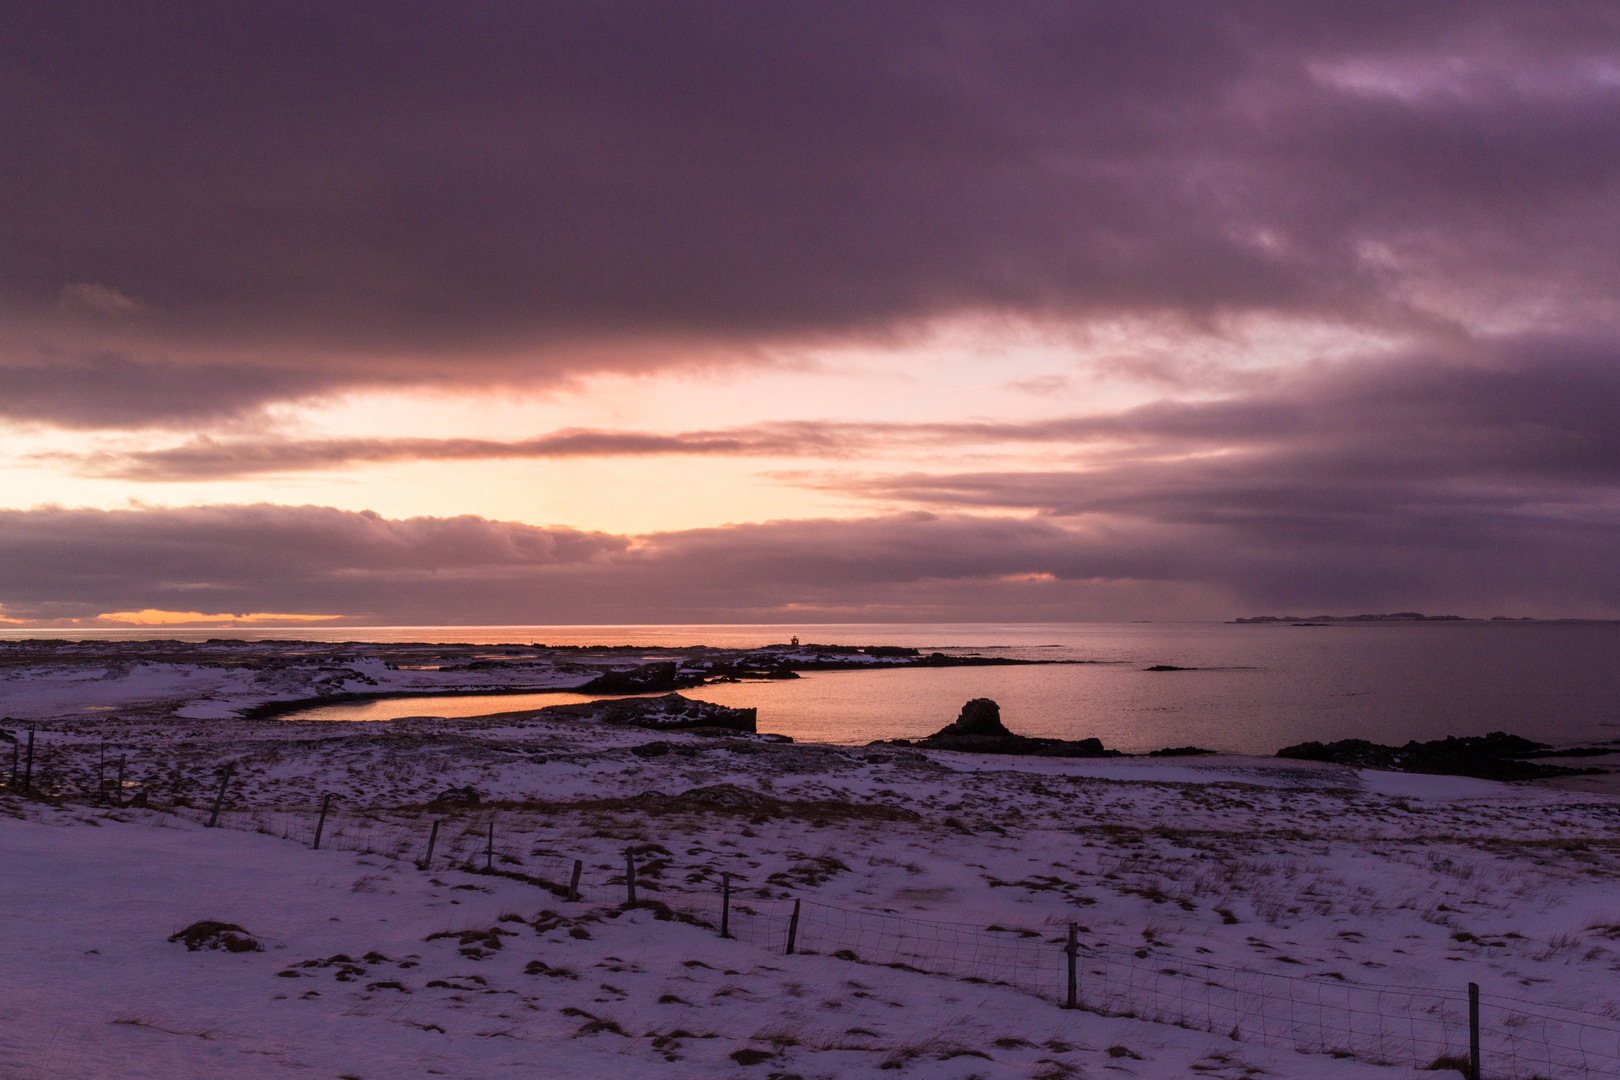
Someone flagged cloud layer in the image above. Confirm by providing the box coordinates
[3,3,1619,422]
[5,6,1619,622]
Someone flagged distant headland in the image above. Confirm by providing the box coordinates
[1231,611,1533,624]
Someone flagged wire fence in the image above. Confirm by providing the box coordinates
[81,798,1620,1079]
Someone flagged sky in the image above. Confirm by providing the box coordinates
[3,1,1619,626]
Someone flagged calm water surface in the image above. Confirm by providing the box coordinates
[172,621,1620,754]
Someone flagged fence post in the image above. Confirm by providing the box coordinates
[1468,982,1480,1080]
[312,793,334,850]
[569,859,582,902]
[116,756,126,808]
[486,820,494,870]
[720,872,732,939]
[420,819,441,870]
[625,850,637,904]
[98,742,106,804]
[1066,923,1078,1009]
[23,727,35,795]
[206,762,235,827]
[786,898,801,955]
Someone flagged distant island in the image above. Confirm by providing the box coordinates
[1233,612,1548,623]
[1232,611,1471,623]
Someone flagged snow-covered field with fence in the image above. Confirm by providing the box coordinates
[3,700,1619,1079]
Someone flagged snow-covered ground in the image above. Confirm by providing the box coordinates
[4,697,1620,1079]
[0,638,929,723]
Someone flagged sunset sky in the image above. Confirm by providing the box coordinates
[3,2,1619,625]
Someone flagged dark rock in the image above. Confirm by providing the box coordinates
[916,698,1121,757]
[1277,731,1605,781]
[433,786,481,807]
[630,742,671,758]
[579,661,702,693]
[540,693,757,733]
[169,920,261,953]
[1144,664,1195,672]
[950,697,1007,736]
[1149,746,1217,757]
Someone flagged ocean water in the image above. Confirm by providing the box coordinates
[74,620,1618,755]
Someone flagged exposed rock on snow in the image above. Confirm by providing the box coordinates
[168,920,262,953]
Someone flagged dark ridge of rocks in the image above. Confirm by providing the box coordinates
[483,783,919,823]
[1149,746,1216,757]
[1276,732,1608,782]
[431,785,481,807]
[538,693,757,733]
[1144,665,1196,671]
[887,698,1123,758]
[579,662,705,694]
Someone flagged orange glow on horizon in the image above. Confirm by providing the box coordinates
[95,610,345,625]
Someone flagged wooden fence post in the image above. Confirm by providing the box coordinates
[312,793,334,850]
[486,820,494,870]
[569,859,583,902]
[1066,923,1078,1009]
[98,742,106,804]
[1468,982,1480,1080]
[786,898,801,955]
[720,872,732,939]
[23,727,35,795]
[116,756,126,808]
[625,850,637,904]
[420,819,441,870]
[206,762,235,827]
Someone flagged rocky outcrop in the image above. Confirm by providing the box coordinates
[882,698,1121,757]
[540,693,757,733]
[579,662,703,694]
[1277,732,1605,781]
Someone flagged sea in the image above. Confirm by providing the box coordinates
[11,621,1619,754]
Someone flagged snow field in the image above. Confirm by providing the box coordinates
[3,707,1620,1078]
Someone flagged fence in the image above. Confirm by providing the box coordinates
[62,797,1620,1079]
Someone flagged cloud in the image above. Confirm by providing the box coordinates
[95,610,342,625]
[50,423,866,480]
[1,484,1617,625]
[2,4,1619,423]
[58,283,143,318]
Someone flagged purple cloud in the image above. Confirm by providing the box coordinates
[2,3,1618,422]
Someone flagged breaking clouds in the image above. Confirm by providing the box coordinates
[3,3,1619,422]
[4,4,1620,621]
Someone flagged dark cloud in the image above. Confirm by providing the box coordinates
[3,485,1617,624]
[2,3,1618,422]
